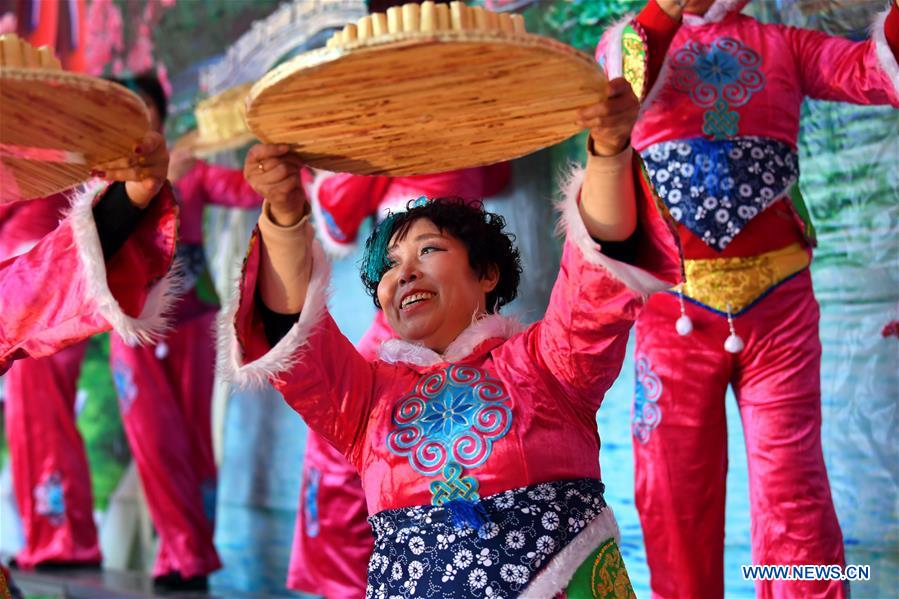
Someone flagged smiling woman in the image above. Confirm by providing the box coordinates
[360,198,520,353]
[220,81,681,597]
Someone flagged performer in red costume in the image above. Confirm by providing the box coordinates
[224,75,680,596]
[287,164,510,597]
[3,74,261,591]
[105,75,262,591]
[0,131,175,583]
[594,1,899,597]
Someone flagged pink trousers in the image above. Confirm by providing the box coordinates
[287,311,392,597]
[109,312,220,578]
[632,270,846,599]
[5,313,220,577]
[4,340,100,567]
[286,431,372,598]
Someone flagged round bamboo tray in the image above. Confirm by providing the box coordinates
[191,82,257,157]
[184,130,258,158]
[246,30,607,176]
[0,69,149,203]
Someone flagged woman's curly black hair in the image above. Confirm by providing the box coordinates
[360,197,522,313]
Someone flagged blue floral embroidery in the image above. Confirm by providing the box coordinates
[367,479,608,598]
[34,472,65,526]
[671,37,765,139]
[633,357,662,444]
[112,358,137,413]
[304,467,321,538]
[201,478,217,524]
[641,137,798,251]
[387,366,512,506]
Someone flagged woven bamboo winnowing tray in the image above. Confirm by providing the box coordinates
[246,4,607,176]
[190,81,258,157]
[0,69,149,203]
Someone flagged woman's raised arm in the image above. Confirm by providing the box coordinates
[243,144,313,315]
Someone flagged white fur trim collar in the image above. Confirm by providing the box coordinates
[872,5,899,99]
[683,0,749,26]
[520,506,621,597]
[377,314,526,367]
[218,238,331,388]
[67,183,180,346]
[557,161,673,296]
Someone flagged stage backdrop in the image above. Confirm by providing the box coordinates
[0,1,895,597]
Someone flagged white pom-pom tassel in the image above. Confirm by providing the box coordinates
[724,303,743,354]
[676,315,693,336]
[154,341,169,360]
[675,285,693,336]
[724,333,744,353]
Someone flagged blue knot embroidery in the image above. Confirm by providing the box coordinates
[387,365,512,527]
[671,37,765,140]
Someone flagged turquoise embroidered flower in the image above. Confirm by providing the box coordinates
[633,356,663,444]
[671,37,765,139]
[387,365,512,476]
[693,47,742,88]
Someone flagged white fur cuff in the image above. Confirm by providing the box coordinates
[67,184,179,346]
[217,238,331,389]
[557,162,673,297]
[872,5,899,99]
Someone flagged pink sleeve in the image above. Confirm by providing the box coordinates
[786,7,899,106]
[385,163,512,205]
[199,161,264,209]
[218,229,376,461]
[305,170,391,253]
[531,157,680,411]
[0,185,179,374]
[356,310,394,361]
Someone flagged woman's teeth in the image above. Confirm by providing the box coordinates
[401,292,435,309]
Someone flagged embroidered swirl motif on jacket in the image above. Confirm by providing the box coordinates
[386,365,512,506]
[633,357,662,445]
[670,37,765,139]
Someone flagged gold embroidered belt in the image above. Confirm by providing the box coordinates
[681,242,810,314]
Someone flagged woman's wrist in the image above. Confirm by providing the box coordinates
[265,198,310,228]
[588,134,631,158]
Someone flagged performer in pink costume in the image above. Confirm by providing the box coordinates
[223,81,680,596]
[3,75,260,589]
[0,131,176,570]
[98,75,263,588]
[287,311,392,597]
[287,165,510,597]
[0,170,177,376]
[594,1,899,597]
[107,76,262,588]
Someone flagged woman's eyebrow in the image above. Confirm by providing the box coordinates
[387,232,446,252]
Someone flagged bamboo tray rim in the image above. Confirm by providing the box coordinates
[248,29,599,112]
[0,68,150,103]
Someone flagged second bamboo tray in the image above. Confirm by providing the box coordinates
[0,69,149,203]
[246,30,607,176]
